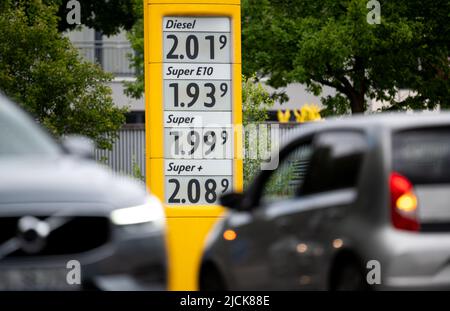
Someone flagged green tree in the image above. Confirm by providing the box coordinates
[2,0,137,36]
[242,76,274,188]
[124,0,144,99]
[131,155,144,182]
[0,0,127,149]
[242,0,450,114]
[54,0,137,35]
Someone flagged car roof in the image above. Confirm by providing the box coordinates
[0,92,13,105]
[276,111,450,150]
[297,111,450,133]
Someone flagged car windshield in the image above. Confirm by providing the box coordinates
[393,127,450,185]
[0,95,61,157]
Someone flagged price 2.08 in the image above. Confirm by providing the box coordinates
[168,178,230,204]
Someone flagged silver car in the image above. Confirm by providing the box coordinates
[200,113,450,290]
[0,93,167,291]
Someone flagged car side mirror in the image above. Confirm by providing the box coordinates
[62,135,96,160]
[219,192,246,210]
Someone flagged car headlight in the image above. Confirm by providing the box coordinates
[110,195,165,226]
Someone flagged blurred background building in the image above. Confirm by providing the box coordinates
[67,27,146,176]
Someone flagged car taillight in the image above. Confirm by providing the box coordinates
[390,172,420,231]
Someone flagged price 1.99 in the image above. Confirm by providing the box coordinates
[165,128,232,159]
[164,32,230,63]
[166,177,231,204]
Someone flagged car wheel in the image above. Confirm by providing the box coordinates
[199,264,227,291]
[333,262,369,291]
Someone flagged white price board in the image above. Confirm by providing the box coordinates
[163,17,231,32]
[164,111,232,127]
[163,16,233,206]
[163,80,231,111]
[163,32,231,63]
[165,176,232,205]
[165,159,233,176]
[163,64,231,80]
[164,127,233,159]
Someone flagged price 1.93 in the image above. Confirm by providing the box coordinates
[166,81,230,110]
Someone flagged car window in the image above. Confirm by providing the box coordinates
[300,131,367,195]
[393,127,450,184]
[0,96,61,156]
[261,143,313,204]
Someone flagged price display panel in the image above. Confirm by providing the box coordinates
[163,16,233,205]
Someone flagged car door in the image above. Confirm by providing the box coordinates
[274,130,368,289]
[230,138,315,290]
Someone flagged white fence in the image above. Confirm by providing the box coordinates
[95,125,146,177]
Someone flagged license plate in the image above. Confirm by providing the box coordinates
[0,267,80,291]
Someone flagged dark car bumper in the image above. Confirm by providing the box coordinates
[0,226,167,291]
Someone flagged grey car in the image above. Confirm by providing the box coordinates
[0,93,167,291]
[200,113,450,291]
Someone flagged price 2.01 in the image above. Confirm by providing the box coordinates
[165,33,229,61]
[167,177,230,204]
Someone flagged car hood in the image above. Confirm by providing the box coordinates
[0,156,148,212]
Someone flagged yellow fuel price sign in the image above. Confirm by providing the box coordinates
[144,0,242,290]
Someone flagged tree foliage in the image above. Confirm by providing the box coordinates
[242,0,450,114]
[123,0,144,99]
[242,76,275,124]
[2,0,137,36]
[0,0,127,149]
[242,76,274,188]
[53,0,137,35]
